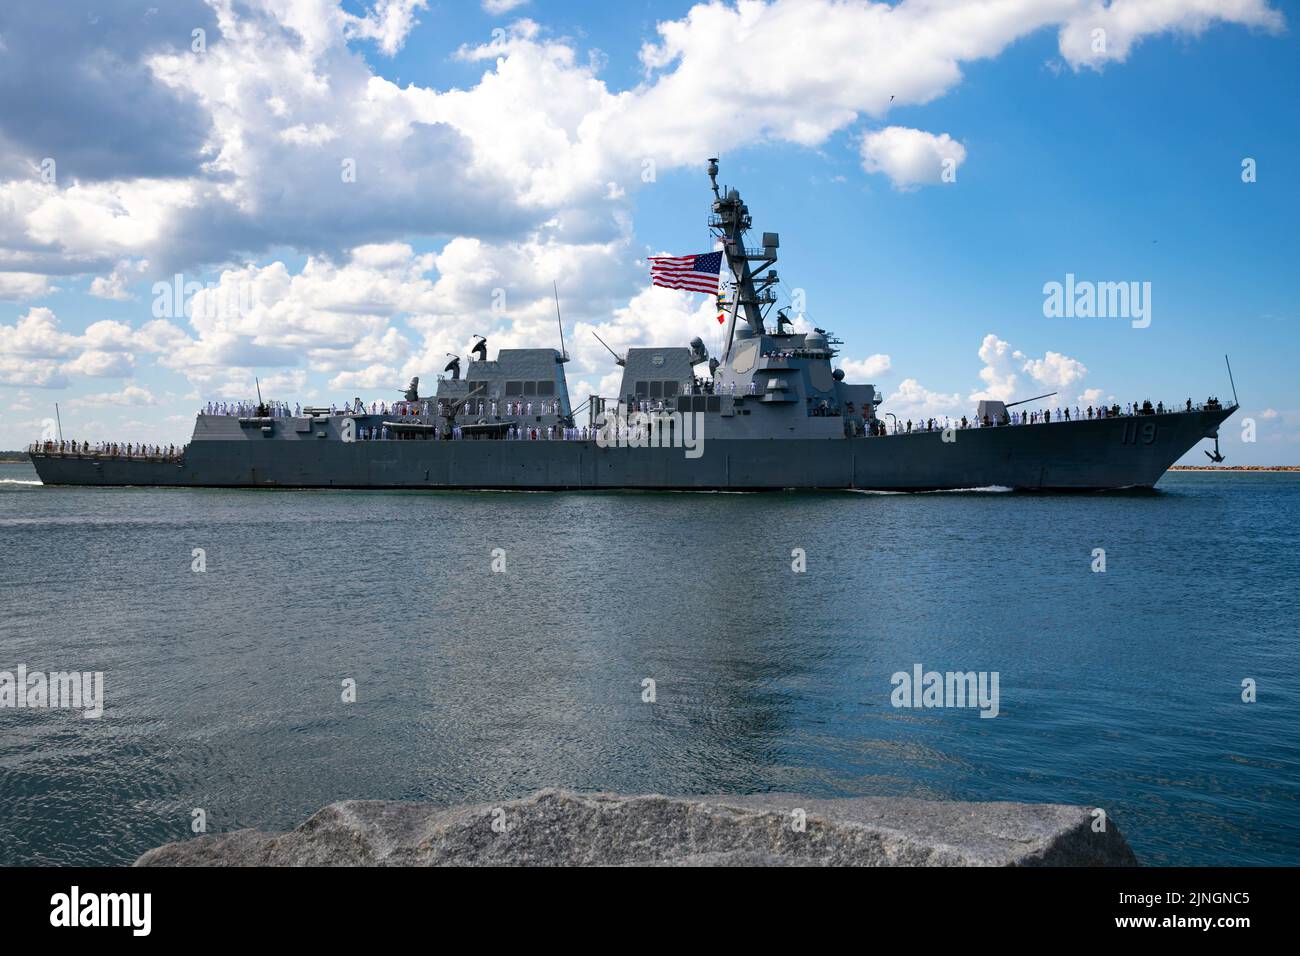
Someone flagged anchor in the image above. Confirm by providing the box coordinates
[1204,436,1225,464]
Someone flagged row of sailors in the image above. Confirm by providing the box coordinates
[891,411,1080,434]
[684,380,760,396]
[203,401,294,417]
[458,400,562,418]
[362,399,562,418]
[360,424,593,441]
[201,399,565,418]
[887,399,1207,434]
[33,440,183,458]
[389,399,561,418]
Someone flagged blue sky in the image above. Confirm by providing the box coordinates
[1,0,1296,463]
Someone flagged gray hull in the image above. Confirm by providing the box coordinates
[31,407,1232,491]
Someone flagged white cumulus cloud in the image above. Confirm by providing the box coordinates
[969,333,1089,403]
[482,0,530,14]
[884,378,964,421]
[860,127,966,190]
[1022,351,1088,390]
[840,354,892,379]
[73,384,158,407]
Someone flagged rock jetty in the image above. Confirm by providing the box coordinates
[135,789,1138,867]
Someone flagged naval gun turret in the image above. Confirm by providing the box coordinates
[980,391,1058,425]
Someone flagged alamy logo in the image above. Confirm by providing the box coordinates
[50,887,151,936]
[0,666,104,718]
[152,273,258,320]
[594,411,705,459]
[891,664,1000,718]
[1043,273,1151,328]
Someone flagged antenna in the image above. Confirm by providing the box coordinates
[553,282,567,361]
[1225,355,1239,407]
[54,403,63,442]
[591,330,624,366]
[255,377,264,405]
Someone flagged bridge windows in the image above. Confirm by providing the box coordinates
[676,395,722,413]
[503,380,555,397]
[636,381,680,400]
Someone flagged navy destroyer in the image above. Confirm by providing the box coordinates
[30,160,1235,491]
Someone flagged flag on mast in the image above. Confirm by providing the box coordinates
[648,251,723,295]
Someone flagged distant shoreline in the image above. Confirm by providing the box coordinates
[1170,465,1298,472]
[0,453,30,462]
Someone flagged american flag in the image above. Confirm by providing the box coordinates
[648,251,723,295]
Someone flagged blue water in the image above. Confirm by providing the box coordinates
[0,461,1296,866]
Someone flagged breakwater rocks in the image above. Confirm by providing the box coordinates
[135,789,1138,866]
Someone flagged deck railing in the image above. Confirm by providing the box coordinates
[29,442,187,461]
[868,401,1234,437]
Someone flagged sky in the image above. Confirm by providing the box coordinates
[0,0,1296,464]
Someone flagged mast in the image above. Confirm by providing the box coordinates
[708,158,779,362]
[553,282,569,362]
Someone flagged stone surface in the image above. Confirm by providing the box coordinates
[135,789,1138,867]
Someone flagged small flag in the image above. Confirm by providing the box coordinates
[649,251,723,295]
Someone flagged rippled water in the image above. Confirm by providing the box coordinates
[1,461,1297,865]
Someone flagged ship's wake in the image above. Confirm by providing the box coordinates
[0,478,43,487]
[850,485,1015,495]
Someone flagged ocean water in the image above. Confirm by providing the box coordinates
[0,460,1297,866]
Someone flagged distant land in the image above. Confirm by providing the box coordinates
[0,451,31,462]
[1170,465,1299,472]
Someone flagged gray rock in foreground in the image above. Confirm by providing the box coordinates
[135,789,1137,866]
